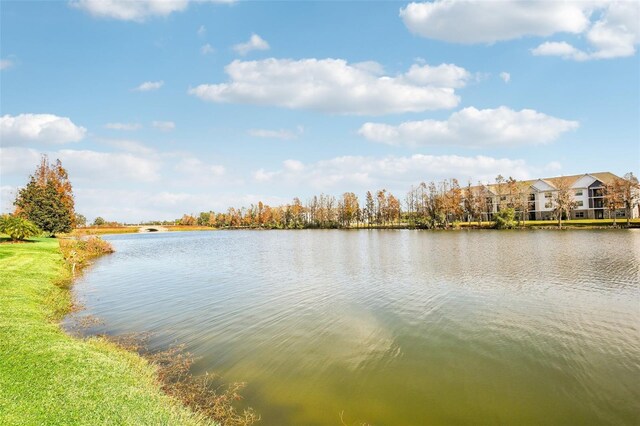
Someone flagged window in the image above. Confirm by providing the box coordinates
[545,192,552,198]
[545,202,552,209]
[576,200,583,207]
[616,210,626,217]
[500,196,507,201]
[575,190,583,196]
[575,212,585,218]
[529,193,535,201]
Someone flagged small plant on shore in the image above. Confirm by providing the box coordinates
[0,214,41,241]
[105,334,259,426]
[493,208,516,229]
[59,236,114,275]
[149,346,259,426]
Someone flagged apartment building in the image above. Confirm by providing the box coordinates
[472,172,638,221]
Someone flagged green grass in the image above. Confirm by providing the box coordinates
[522,218,640,226]
[72,227,140,235]
[457,218,640,228]
[0,238,208,426]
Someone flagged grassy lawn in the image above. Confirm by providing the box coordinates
[457,218,640,228]
[0,238,207,425]
[522,218,640,226]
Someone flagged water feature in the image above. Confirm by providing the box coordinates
[66,230,640,425]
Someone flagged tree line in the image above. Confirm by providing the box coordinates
[4,156,639,238]
[178,173,640,229]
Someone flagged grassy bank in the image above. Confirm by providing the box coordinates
[456,218,640,229]
[0,238,207,425]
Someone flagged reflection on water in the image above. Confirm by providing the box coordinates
[67,230,640,425]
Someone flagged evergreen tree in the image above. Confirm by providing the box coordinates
[13,156,75,235]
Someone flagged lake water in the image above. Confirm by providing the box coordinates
[67,230,640,425]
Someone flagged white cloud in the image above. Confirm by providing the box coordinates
[174,157,225,180]
[0,148,41,176]
[152,120,175,131]
[0,59,14,70]
[198,25,206,37]
[71,188,286,222]
[403,63,470,88]
[531,41,589,60]
[531,2,640,61]
[0,145,250,222]
[283,159,305,172]
[584,1,640,59]
[201,43,215,55]
[233,34,270,56]
[353,61,385,75]
[252,154,552,192]
[0,113,86,146]
[70,0,235,22]
[0,147,161,183]
[358,106,578,148]
[248,126,303,140]
[101,139,155,155]
[253,169,277,183]
[400,0,639,60]
[499,72,511,83]
[133,80,164,92]
[400,0,589,43]
[0,185,16,215]
[104,122,142,131]
[59,149,161,182]
[189,58,467,115]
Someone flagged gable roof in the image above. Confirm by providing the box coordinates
[466,172,622,194]
[531,179,556,191]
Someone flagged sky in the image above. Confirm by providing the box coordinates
[1,0,639,223]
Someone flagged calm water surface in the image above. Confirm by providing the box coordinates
[67,230,640,425]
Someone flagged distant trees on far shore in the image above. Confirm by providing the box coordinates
[9,157,637,232]
[174,173,639,230]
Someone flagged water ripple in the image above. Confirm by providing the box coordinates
[66,230,640,425]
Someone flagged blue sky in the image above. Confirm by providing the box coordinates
[1,0,639,222]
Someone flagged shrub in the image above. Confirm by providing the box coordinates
[0,215,41,241]
[493,208,516,229]
[59,236,114,274]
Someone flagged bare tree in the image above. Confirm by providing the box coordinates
[604,179,625,224]
[494,174,507,212]
[552,177,576,228]
[621,172,640,227]
[365,191,375,227]
[513,181,531,226]
[387,192,401,225]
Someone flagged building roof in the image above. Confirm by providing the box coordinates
[529,172,620,189]
[466,172,622,194]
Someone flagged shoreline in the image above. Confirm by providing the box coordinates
[74,218,640,235]
[0,238,208,425]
